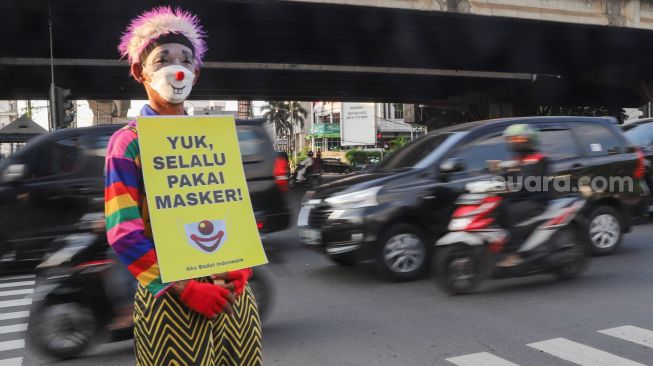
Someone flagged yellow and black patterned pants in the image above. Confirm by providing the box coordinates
[133,280,262,366]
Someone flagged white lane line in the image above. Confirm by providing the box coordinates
[0,282,34,289]
[0,289,33,298]
[528,338,646,366]
[0,340,24,352]
[0,357,22,366]
[446,352,520,366]
[0,300,31,309]
[0,312,29,321]
[600,325,653,349]
[0,274,35,282]
[0,324,27,335]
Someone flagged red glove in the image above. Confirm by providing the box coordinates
[179,280,232,319]
[227,268,252,295]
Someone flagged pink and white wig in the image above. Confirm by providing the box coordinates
[118,6,207,66]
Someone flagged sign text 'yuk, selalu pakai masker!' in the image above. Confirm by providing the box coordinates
[137,115,268,283]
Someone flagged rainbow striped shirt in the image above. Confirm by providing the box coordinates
[104,105,171,297]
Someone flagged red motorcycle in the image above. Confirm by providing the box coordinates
[435,180,589,295]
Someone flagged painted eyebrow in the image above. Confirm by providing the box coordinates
[154,50,170,59]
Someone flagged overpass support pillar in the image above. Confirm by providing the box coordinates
[88,100,131,125]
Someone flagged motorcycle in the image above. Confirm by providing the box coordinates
[288,164,322,189]
[435,180,589,295]
[29,213,274,360]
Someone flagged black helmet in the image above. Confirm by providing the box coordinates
[503,124,540,153]
[307,151,314,157]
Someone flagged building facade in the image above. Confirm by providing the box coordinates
[310,101,419,151]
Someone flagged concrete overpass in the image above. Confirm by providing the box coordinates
[2,0,653,122]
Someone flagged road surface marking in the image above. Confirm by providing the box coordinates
[0,324,27,335]
[0,275,34,282]
[0,290,32,298]
[528,338,646,366]
[599,325,653,349]
[0,340,24,352]
[0,312,29,321]
[0,358,22,366]
[0,300,31,309]
[0,282,34,290]
[446,352,520,366]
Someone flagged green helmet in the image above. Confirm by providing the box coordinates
[503,123,540,153]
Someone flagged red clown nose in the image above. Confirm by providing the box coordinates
[175,71,185,81]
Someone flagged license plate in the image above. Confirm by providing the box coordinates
[300,228,322,245]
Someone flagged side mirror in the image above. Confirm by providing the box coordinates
[439,158,465,173]
[1,164,27,183]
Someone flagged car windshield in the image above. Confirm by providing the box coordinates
[623,125,653,147]
[376,133,455,170]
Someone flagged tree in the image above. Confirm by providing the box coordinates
[261,101,289,144]
[261,101,308,155]
[536,105,628,124]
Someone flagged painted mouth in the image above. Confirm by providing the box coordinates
[171,85,186,95]
[190,230,224,252]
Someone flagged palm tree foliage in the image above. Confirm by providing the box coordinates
[261,101,308,151]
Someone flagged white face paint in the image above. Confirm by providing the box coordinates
[142,43,197,104]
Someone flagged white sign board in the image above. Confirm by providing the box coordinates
[341,103,376,146]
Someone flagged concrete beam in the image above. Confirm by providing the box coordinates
[0,58,559,81]
[281,0,653,30]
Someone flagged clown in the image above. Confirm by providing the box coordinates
[105,7,262,366]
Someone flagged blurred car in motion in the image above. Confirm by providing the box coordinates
[299,117,648,281]
[321,158,354,174]
[0,118,289,265]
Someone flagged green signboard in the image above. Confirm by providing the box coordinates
[311,123,340,138]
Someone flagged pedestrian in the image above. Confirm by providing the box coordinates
[105,6,262,365]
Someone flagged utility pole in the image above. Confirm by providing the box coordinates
[48,0,56,131]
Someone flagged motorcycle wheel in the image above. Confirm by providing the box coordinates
[437,245,485,295]
[555,228,589,280]
[29,301,99,360]
[308,176,321,188]
[288,176,296,189]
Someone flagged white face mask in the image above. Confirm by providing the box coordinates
[146,65,195,104]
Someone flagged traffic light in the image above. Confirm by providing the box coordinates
[376,130,383,148]
[54,87,74,128]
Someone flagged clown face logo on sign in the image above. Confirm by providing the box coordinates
[183,219,227,254]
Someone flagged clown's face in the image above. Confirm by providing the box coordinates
[137,43,199,105]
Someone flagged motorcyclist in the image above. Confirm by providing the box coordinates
[496,123,550,267]
[296,151,315,182]
[312,150,324,174]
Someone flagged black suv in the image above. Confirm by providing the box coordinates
[299,117,649,281]
[0,119,289,263]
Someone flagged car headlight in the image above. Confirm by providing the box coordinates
[325,187,381,209]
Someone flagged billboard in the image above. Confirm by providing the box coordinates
[341,102,375,146]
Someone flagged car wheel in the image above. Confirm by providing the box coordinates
[375,223,429,281]
[343,168,352,174]
[587,206,623,256]
[328,253,357,266]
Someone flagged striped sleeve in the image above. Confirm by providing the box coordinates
[104,127,172,297]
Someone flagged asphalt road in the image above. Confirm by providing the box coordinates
[18,180,653,365]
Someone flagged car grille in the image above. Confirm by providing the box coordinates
[309,205,333,228]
